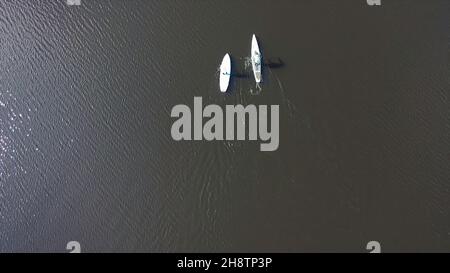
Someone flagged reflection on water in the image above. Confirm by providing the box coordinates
[0,89,35,178]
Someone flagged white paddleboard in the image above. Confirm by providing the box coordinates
[251,34,262,83]
[219,53,231,92]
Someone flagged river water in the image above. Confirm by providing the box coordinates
[0,0,449,252]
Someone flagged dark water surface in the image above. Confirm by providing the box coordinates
[0,0,449,252]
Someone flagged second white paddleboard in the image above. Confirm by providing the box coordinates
[251,34,262,83]
[220,53,231,92]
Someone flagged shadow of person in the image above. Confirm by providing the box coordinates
[264,58,285,69]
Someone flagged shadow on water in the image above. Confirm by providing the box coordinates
[227,55,253,95]
[264,58,285,69]
[231,56,251,79]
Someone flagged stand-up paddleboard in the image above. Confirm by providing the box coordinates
[219,54,231,92]
[251,34,262,83]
